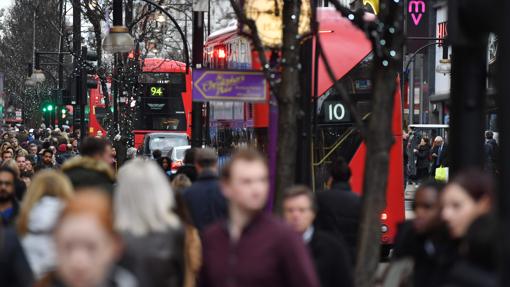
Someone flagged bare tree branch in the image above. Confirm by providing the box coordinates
[228,0,280,98]
[316,38,367,137]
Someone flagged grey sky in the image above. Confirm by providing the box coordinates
[0,0,13,11]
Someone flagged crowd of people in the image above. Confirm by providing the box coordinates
[405,128,499,186]
[0,124,500,287]
[404,130,449,185]
[0,125,360,287]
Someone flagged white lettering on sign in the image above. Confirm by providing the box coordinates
[328,103,345,121]
[328,103,346,121]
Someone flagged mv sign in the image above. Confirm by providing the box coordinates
[408,0,426,26]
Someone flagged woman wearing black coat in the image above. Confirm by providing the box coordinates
[414,138,431,183]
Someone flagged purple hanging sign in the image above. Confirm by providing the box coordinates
[192,69,267,102]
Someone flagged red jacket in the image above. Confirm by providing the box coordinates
[200,212,320,287]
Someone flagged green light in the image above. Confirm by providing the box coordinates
[47,105,53,111]
[43,107,47,112]
[61,108,66,113]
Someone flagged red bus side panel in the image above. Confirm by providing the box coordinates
[348,82,405,244]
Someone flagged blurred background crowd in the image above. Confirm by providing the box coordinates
[0,124,499,287]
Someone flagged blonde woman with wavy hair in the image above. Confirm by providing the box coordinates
[115,159,184,287]
[17,170,74,279]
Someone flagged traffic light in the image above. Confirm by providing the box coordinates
[42,103,54,112]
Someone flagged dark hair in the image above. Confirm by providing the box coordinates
[1,150,12,157]
[183,148,197,165]
[152,149,162,159]
[158,156,172,172]
[0,166,17,181]
[462,215,497,271]
[80,137,108,157]
[329,157,351,183]
[283,185,317,212]
[221,148,267,181]
[20,171,33,179]
[42,149,53,156]
[416,180,445,195]
[485,131,494,140]
[449,168,494,202]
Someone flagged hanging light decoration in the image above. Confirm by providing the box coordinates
[242,0,312,48]
[102,0,134,53]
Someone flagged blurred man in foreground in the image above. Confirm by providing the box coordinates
[200,149,319,287]
[283,185,353,287]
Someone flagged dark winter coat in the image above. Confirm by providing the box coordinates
[14,178,27,202]
[484,140,498,174]
[35,162,55,172]
[431,144,448,168]
[120,228,185,287]
[0,226,34,287]
[182,171,228,232]
[415,144,431,170]
[444,215,498,287]
[314,182,361,262]
[175,164,198,182]
[308,229,353,287]
[393,221,457,287]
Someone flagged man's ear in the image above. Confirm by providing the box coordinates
[220,180,231,199]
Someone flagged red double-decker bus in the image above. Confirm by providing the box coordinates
[88,58,192,148]
[204,7,404,250]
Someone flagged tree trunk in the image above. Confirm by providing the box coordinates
[354,0,403,286]
[355,71,396,287]
[274,0,302,211]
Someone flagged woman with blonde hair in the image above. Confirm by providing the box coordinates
[0,141,12,153]
[36,190,137,287]
[17,170,74,279]
[115,159,184,287]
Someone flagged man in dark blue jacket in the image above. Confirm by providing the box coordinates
[182,148,227,232]
[314,157,361,262]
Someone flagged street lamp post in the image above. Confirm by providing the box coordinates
[103,0,135,54]
[136,0,191,72]
[403,39,449,125]
[191,9,205,148]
